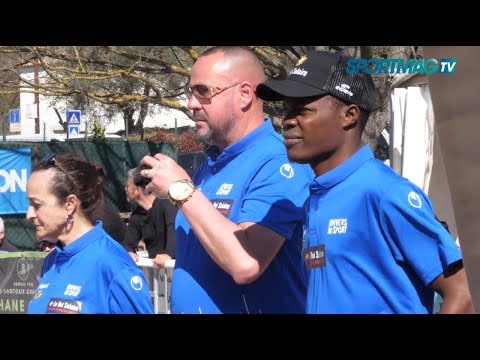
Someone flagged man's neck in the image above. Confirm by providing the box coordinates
[137,195,156,211]
[217,114,265,153]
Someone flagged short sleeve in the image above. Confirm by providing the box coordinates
[379,180,461,285]
[238,156,312,240]
[108,267,154,314]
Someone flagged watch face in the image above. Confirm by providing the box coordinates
[170,181,194,201]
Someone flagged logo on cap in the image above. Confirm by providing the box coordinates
[290,68,308,77]
[335,84,353,97]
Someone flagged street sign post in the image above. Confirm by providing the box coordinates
[66,110,81,139]
[9,109,21,133]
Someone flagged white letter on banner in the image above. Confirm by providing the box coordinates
[0,169,9,192]
[10,169,27,192]
[0,169,27,193]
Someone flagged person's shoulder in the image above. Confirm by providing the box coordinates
[95,236,136,267]
[4,240,18,251]
[357,158,409,190]
[266,130,290,154]
[374,171,433,211]
[152,197,175,212]
[130,205,145,217]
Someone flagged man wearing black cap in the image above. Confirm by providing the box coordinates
[256,50,473,314]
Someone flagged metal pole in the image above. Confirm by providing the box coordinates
[43,122,46,142]
[2,117,5,142]
[66,111,69,141]
[34,61,40,134]
[174,118,178,155]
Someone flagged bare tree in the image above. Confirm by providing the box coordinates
[0,45,417,146]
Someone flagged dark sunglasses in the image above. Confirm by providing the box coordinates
[41,153,76,190]
[184,82,239,100]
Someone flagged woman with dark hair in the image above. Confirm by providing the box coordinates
[26,153,153,314]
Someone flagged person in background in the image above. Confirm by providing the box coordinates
[122,167,177,268]
[139,46,314,314]
[26,153,153,314]
[91,162,127,244]
[256,50,474,314]
[0,216,18,252]
[38,239,56,253]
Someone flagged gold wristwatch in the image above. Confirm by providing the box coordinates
[167,179,197,206]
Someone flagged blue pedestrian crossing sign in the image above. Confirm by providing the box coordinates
[67,110,81,125]
[9,109,20,123]
[69,125,80,136]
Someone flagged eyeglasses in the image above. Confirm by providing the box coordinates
[41,153,76,191]
[184,82,239,100]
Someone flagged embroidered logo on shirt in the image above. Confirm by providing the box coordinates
[34,290,43,299]
[407,191,422,208]
[327,218,348,234]
[216,183,233,195]
[280,164,294,178]
[38,283,49,289]
[130,276,143,291]
[64,284,81,296]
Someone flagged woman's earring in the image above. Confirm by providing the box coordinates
[65,215,74,234]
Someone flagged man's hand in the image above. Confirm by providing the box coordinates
[153,253,172,268]
[128,251,139,263]
[140,154,191,198]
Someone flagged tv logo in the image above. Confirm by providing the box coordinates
[439,59,456,73]
[346,58,457,74]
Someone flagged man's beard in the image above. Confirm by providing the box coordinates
[195,116,236,146]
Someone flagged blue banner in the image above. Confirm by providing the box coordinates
[0,148,31,214]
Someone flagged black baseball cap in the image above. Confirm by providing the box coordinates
[256,50,376,112]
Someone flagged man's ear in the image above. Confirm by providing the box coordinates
[342,104,360,130]
[239,81,254,110]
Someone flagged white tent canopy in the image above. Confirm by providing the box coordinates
[389,73,459,241]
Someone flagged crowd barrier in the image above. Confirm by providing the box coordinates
[136,257,175,314]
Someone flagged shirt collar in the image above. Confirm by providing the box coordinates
[56,221,105,257]
[310,144,373,193]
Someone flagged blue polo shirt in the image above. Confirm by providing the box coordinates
[171,119,314,314]
[304,145,462,314]
[28,222,154,314]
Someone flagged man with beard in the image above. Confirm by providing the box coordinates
[139,46,314,314]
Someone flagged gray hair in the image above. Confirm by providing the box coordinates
[127,167,140,189]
